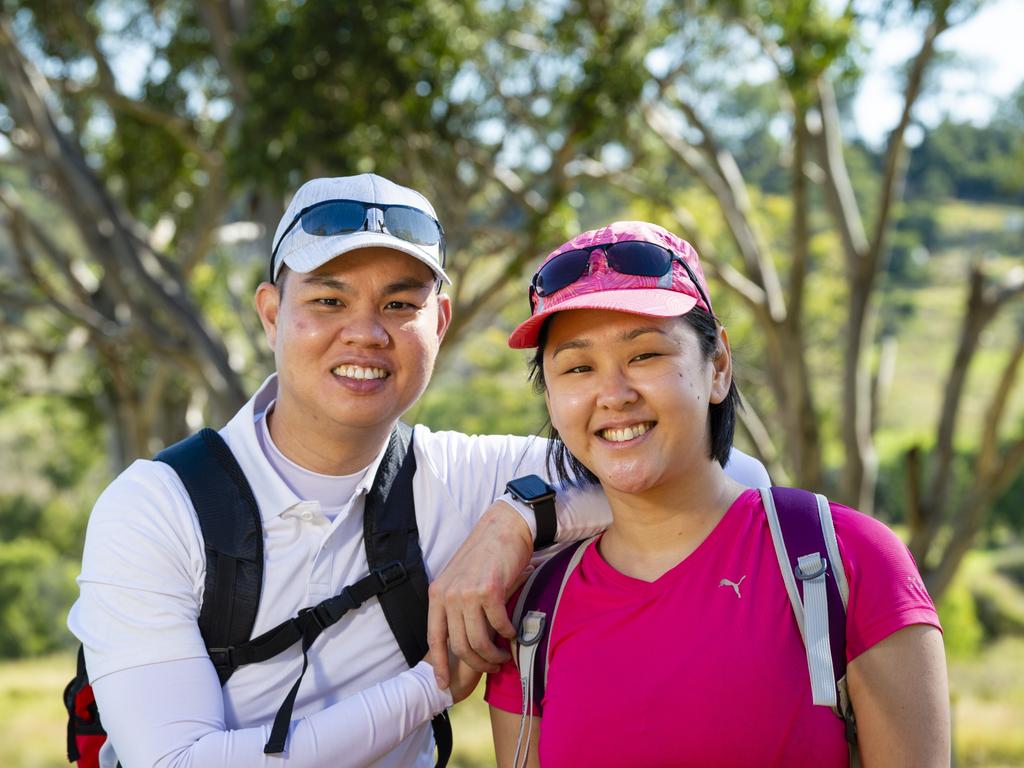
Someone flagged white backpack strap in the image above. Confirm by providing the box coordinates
[816,493,849,610]
[796,550,837,707]
[513,611,545,768]
[816,494,858,759]
[511,537,594,767]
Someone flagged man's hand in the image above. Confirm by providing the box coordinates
[427,500,534,689]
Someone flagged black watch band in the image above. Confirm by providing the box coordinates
[505,475,558,551]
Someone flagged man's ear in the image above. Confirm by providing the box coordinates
[435,292,452,343]
[254,281,281,349]
[709,326,733,405]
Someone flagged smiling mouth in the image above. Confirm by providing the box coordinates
[332,364,390,381]
[598,422,655,443]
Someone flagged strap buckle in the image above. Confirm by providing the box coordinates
[795,555,828,581]
[518,611,546,646]
[207,646,235,669]
[298,604,332,631]
[376,560,408,591]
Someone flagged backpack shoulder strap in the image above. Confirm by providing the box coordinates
[761,486,856,745]
[363,422,452,768]
[509,536,594,766]
[155,428,264,685]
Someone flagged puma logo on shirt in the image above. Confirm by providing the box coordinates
[719,576,746,598]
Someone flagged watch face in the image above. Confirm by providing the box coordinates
[508,475,553,501]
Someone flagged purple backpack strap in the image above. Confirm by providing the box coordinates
[513,539,591,714]
[767,487,848,695]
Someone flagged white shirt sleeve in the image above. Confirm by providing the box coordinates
[92,657,450,768]
[722,446,772,487]
[415,429,611,543]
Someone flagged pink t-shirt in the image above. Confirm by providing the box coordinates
[486,489,940,767]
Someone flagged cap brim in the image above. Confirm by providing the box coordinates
[279,231,451,284]
[508,288,698,348]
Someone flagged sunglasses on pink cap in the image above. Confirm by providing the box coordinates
[529,240,714,315]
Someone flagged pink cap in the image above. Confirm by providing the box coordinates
[508,221,713,349]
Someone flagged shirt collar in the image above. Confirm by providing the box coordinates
[220,373,392,522]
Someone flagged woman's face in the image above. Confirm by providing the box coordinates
[542,308,731,496]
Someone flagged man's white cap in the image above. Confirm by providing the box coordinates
[270,173,450,283]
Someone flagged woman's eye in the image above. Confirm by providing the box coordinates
[565,365,592,374]
[631,352,659,362]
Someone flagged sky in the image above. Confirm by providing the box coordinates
[854,0,1024,146]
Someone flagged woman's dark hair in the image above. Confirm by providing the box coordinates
[529,307,741,487]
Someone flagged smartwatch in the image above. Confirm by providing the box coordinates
[505,474,557,550]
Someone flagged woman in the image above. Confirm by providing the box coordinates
[485,221,949,767]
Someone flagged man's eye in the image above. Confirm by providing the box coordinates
[631,352,659,362]
[565,365,591,374]
[316,297,342,307]
[385,301,417,311]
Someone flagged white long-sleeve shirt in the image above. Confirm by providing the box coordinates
[68,374,769,767]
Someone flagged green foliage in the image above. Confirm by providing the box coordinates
[234,1,482,189]
[938,577,984,658]
[907,86,1024,205]
[413,322,547,438]
[0,540,77,658]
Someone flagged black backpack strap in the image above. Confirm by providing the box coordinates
[259,423,451,762]
[154,428,264,685]
[363,422,452,768]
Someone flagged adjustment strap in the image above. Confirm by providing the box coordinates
[514,611,545,768]
[264,612,320,754]
[262,562,409,753]
[796,553,837,708]
[209,562,408,676]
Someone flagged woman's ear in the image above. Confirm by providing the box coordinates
[709,326,733,405]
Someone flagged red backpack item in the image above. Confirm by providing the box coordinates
[63,647,105,767]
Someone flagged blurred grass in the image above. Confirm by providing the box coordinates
[952,637,1024,767]
[3,656,497,768]
[7,643,1024,767]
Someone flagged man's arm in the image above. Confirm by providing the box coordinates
[72,462,475,767]
[427,501,534,686]
[92,657,454,768]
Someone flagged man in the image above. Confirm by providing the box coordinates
[69,173,768,767]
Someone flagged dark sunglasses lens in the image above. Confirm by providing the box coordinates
[605,241,672,276]
[300,201,367,237]
[535,249,592,296]
[384,208,441,246]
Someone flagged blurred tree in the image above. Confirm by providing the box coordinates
[0,0,1021,604]
[0,0,256,468]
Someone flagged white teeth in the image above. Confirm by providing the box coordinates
[332,365,388,380]
[600,423,652,442]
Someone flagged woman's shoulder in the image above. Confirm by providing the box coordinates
[828,501,913,562]
[825,500,939,658]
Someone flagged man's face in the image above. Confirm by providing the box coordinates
[255,247,451,447]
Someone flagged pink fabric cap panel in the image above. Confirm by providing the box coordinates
[486,488,940,768]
